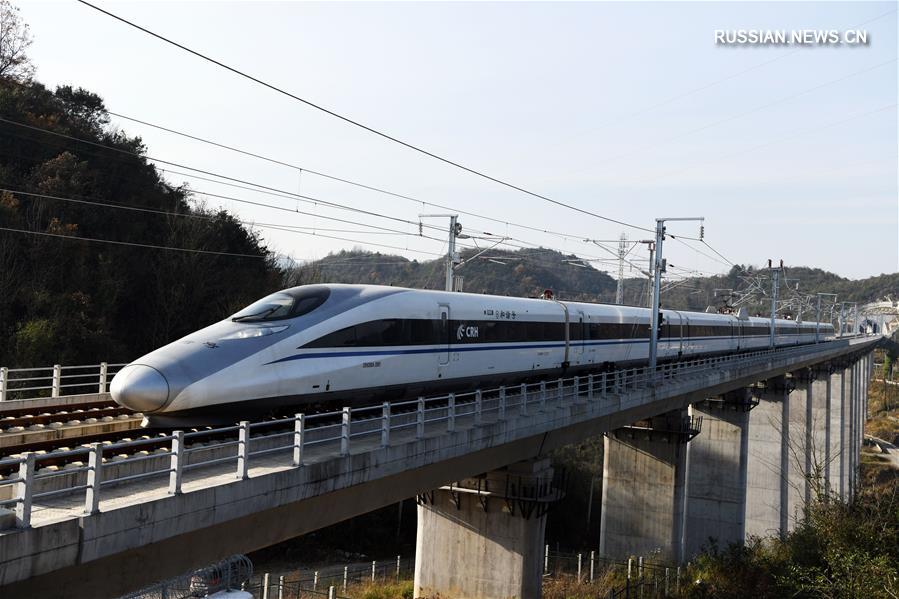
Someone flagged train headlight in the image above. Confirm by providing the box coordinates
[224,325,290,340]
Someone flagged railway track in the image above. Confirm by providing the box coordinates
[0,404,131,429]
[0,398,146,456]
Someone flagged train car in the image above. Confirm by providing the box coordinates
[110,284,835,426]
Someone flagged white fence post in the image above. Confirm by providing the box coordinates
[540,381,547,409]
[278,575,284,599]
[416,397,425,439]
[51,364,61,397]
[262,573,270,599]
[588,374,594,401]
[498,386,506,420]
[577,553,582,583]
[371,560,377,582]
[573,376,580,402]
[447,393,455,432]
[343,566,348,592]
[557,379,563,402]
[328,586,336,599]
[474,389,483,426]
[16,452,35,528]
[590,550,595,582]
[84,442,103,514]
[236,421,250,480]
[544,544,549,575]
[169,430,184,495]
[313,571,319,591]
[293,414,305,467]
[520,383,528,416]
[396,554,401,580]
[0,366,7,401]
[341,407,351,456]
[381,402,391,447]
[98,362,108,393]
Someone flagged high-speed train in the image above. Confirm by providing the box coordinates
[110,284,834,426]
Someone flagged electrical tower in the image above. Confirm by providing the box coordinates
[616,233,627,305]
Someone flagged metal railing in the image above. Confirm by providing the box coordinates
[249,556,413,599]
[544,547,680,598]
[0,338,865,530]
[0,362,127,402]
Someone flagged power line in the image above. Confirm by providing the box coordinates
[1,124,634,271]
[0,117,449,235]
[0,186,450,245]
[103,110,644,248]
[0,117,618,259]
[0,114,660,270]
[76,0,653,233]
[0,225,266,258]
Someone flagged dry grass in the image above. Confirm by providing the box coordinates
[345,579,414,599]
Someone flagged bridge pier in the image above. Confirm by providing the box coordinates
[413,458,560,599]
[808,367,831,502]
[851,360,858,498]
[827,366,842,497]
[599,410,695,562]
[745,375,790,539]
[683,389,752,556]
[784,371,810,531]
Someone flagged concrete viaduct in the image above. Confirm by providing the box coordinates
[0,336,880,598]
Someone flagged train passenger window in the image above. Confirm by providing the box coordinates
[232,286,331,322]
[355,320,402,346]
[410,320,439,344]
[305,325,356,348]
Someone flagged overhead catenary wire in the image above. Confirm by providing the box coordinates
[0,225,267,258]
[0,119,627,265]
[0,186,451,244]
[92,111,640,248]
[0,187,449,258]
[75,0,655,234]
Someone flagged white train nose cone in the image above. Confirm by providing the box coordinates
[110,365,170,412]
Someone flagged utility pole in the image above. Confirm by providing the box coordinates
[638,240,655,308]
[649,217,704,371]
[419,214,462,292]
[768,259,782,349]
[616,233,627,305]
[838,302,846,337]
[815,293,837,343]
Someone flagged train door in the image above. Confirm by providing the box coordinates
[683,315,692,355]
[438,305,450,366]
[574,311,585,361]
[669,311,685,358]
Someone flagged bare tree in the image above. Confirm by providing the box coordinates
[0,0,34,81]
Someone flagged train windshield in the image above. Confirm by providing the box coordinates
[231,286,331,322]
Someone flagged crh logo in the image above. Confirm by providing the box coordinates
[456,324,479,340]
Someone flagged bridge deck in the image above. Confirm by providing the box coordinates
[0,336,880,598]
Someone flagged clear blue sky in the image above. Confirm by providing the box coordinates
[16,1,899,280]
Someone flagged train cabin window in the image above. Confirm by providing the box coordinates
[232,286,331,323]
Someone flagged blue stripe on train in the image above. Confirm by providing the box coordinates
[265,334,803,365]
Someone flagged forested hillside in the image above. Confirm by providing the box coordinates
[0,78,283,367]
